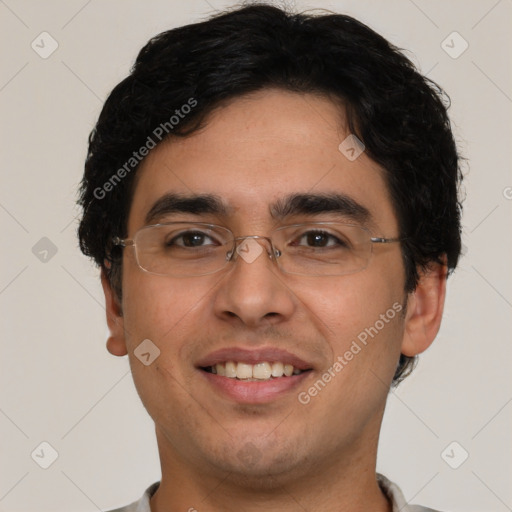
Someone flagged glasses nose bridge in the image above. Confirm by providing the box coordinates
[228,234,279,263]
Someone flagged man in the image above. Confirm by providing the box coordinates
[78,3,462,511]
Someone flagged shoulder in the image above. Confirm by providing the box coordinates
[104,482,160,512]
[378,474,445,512]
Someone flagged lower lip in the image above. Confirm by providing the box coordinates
[199,369,312,404]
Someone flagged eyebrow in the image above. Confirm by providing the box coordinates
[270,193,371,224]
[145,193,228,225]
[144,192,371,226]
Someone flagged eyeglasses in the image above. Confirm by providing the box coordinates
[113,221,401,277]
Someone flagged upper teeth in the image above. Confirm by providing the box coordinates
[211,361,302,380]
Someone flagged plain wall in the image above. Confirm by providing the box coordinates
[1,0,511,511]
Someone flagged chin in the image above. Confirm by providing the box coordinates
[204,440,308,489]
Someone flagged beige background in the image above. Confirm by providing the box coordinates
[1,0,511,511]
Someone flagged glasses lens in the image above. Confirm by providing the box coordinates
[273,223,371,276]
[133,223,233,276]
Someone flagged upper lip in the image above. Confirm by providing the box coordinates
[196,347,313,371]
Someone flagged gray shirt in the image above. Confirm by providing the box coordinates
[106,474,441,511]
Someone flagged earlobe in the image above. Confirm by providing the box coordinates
[401,261,448,357]
[100,268,128,357]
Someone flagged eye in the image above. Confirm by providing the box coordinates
[167,230,218,248]
[294,230,347,248]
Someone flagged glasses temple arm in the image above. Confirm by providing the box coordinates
[370,237,403,244]
[112,236,135,247]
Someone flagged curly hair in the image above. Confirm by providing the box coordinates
[78,3,463,384]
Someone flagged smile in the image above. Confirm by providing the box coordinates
[196,346,314,403]
[202,361,306,380]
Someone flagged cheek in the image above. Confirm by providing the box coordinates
[121,269,216,352]
[300,271,402,335]
[120,273,215,420]
[294,275,405,423]
[295,264,405,380]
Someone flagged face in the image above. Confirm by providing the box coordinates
[103,89,444,487]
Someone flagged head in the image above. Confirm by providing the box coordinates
[78,3,462,486]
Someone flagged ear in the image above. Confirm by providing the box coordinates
[101,268,128,357]
[401,260,447,357]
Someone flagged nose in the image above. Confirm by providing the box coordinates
[212,237,296,328]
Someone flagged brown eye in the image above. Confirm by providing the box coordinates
[306,232,329,247]
[294,230,347,248]
[167,231,216,248]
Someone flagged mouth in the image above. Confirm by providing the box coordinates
[196,347,314,403]
[201,361,308,380]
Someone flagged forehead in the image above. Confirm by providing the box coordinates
[127,89,397,233]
